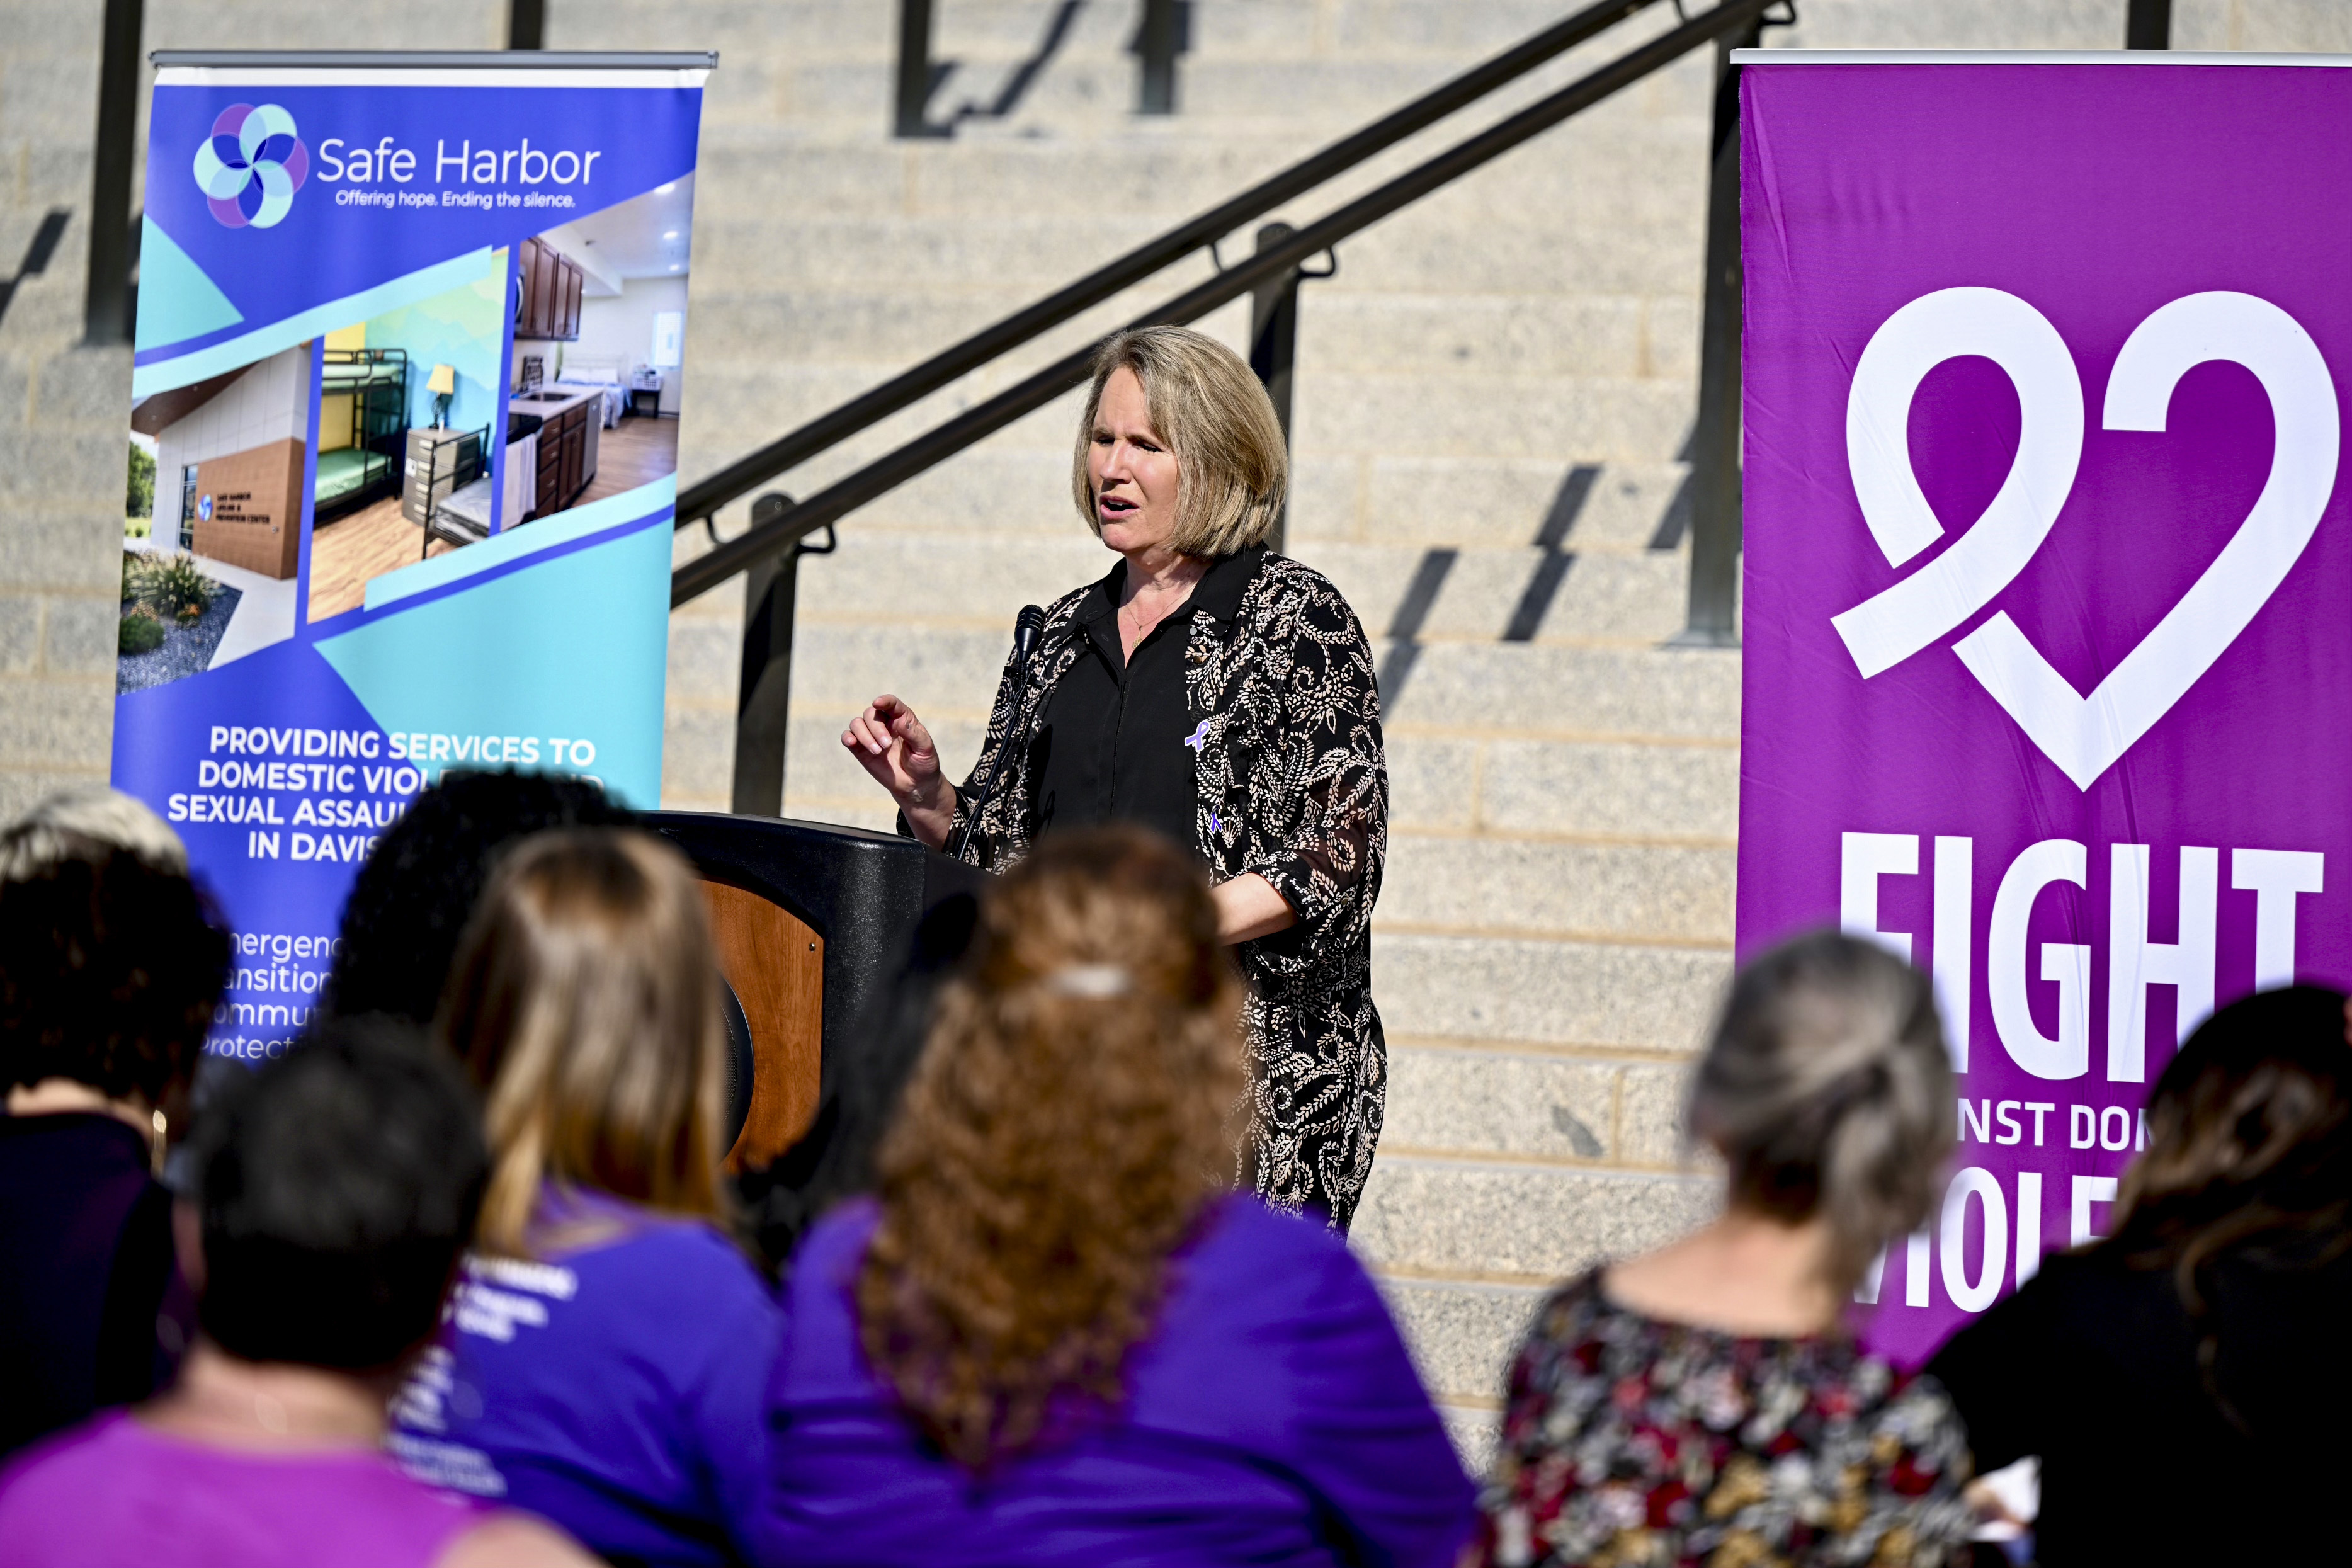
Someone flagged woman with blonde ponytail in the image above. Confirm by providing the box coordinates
[1474,929,1977,1568]
[387,828,780,1568]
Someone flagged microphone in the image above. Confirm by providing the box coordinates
[1012,602,1045,664]
[949,605,1048,863]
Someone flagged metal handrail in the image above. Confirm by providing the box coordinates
[673,0,1775,607]
[671,0,1676,541]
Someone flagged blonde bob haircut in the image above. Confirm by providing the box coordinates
[1071,325,1288,559]
[436,827,730,1258]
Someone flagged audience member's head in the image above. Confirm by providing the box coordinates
[0,817,228,1115]
[438,828,728,1258]
[327,770,632,1028]
[1689,929,1954,1294]
[0,785,187,880]
[2113,984,2352,1287]
[193,1017,487,1373]
[859,825,1245,1468]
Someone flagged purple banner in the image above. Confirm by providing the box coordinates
[1739,59,2352,1364]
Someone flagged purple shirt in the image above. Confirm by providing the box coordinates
[0,1411,489,1568]
[754,1195,1475,1567]
[389,1190,781,1567]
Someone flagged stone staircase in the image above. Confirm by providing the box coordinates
[611,0,2349,1458]
[573,0,1739,1460]
[16,0,2339,1472]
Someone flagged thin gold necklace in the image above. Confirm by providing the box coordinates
[1123,572,1193,642]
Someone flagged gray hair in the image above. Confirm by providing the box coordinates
[0,786,186,882]
[1688,929,1954,1293]
[1070,326,1288,558]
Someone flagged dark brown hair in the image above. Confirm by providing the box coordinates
[2108,984,2352,1421]
[436,828,728,1258]
[0,846,227,1107]
[857,826,1246,1469]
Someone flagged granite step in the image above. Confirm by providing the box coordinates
[1353,1155,1718,1282]
[1371,931,1729,1055]
[1379,835,1731,946]
[1380,1039,1697,1169]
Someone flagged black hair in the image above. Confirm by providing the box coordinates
[194,1017,487,1372]
[0,848,229,1103]
[326,769,632,1026]
[2113,985,2352,1278]
[2105,986,2352,1429]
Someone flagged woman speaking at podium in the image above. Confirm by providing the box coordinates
[843,326,1389,1230]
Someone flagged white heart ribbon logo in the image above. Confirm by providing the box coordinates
[1832,288,2084,679]
[1832,288,2340,790]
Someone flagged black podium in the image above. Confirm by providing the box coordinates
[645,812,985,1171]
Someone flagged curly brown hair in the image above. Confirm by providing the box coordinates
[857,826,1247,1469]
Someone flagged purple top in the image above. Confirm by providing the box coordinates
[389,1188,781,1567]
[753,1195,1475,1568]
[0,1411,488,1568]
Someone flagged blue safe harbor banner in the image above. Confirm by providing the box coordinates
[114,53,713,1061]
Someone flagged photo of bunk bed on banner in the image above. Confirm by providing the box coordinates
[314,346,405,520]
[303,261,510,623]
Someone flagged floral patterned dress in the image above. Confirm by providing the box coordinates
[1476,1272,1977,1568]
[925,545,1389,1229]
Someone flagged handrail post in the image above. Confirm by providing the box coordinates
[1674,16,1758,648]
[1137,0,1183,115]
[897,0,943,138]
[733,494,803,817]
[2125,0,2171,48]
[81,0,142,346]
[1247,222,1302,555]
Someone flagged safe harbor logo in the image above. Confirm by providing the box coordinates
[194,104,309,229]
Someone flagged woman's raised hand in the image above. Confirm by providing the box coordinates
[842,695,954,849]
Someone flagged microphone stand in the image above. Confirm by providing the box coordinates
[948,604,1045,864]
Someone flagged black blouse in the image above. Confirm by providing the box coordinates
[1023,548,1261,853]
[931,547,1390,1229]
[1926,1241,2352,1565]
[0,1113,187,1458]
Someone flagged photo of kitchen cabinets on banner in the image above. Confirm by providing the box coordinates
[1736,54,2352,1367]
[116,52,712,1062]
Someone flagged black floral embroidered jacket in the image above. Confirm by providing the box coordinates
[931,546,1390,1229]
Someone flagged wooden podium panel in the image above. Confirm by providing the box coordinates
[653,811,986,1183]
[698,880,824,1173]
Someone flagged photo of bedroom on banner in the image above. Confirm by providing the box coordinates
[123,175,697,662]
[278,174,696,625]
